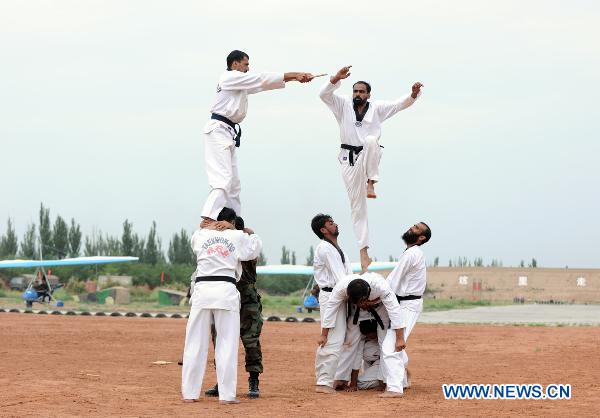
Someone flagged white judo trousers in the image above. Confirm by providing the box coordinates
[340,136,382,250]
[334,305,407,393]
[315,292,347,387]
[181,308,240,401]
[386,305,421,391]
[334,308,371,382]
[201,124,241,220]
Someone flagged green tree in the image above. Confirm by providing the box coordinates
[280,246,290,264]
[519,260,525,268]
[39,203,53,257]
[121,220,134,256]
[305,245,314,266]
[53,215,69,259]
[168,229,194,264]
[84,235,97,256]
[68,218,82,258]
[433,256,439,267]
[291,251,296,265]
[257,250,267,266]
[530,258,537,268]
[20,223,37,258]
[0,218,18,257]
[144,221,160,265]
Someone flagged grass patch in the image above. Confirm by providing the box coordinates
[423,299,496,312]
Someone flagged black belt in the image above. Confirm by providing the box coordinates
[321,287,333,292]
[211,113,241,147]
[340,144,363,166]
[195,276,236,285]
[396,294,422,301]
[349,303,385,330]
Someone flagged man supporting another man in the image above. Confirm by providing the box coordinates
[311,213,352,394]
[181,207,262,404]
[319,65,423,272]
[320,272,406,397]
[204,216,264,399]
[385,221,431,393]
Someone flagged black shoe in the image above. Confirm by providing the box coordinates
[204,384,219,397]
[248,376,260,399]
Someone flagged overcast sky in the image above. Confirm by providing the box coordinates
[1,0,599,267]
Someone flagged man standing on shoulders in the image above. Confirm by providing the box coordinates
[311,213,351,394]
[202,50,314,221]
[319,65,423,272]
[386,221,432,394]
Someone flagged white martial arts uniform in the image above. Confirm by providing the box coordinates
[201,70,285,220]
[354,338,383,390]
[313,240,351,387]
[181,228,262,402]
[386,244,427,390]
[319,80,420,249]
[321,272,406,393]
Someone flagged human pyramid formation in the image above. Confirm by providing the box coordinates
[181,50,431,404]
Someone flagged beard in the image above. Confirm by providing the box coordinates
[353,96,366,106]
[402,230,419,245]
[333,227,340,237]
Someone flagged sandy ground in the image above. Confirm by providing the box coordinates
[0,313,598,417]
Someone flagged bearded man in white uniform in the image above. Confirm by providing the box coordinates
[319,272,406,398]
[311,213,351,394]
[319,65,423,272]
[386,221,431,394]
[181,207,262,404]
[201,50,314,221]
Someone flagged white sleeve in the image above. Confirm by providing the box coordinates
[376,91,420,122]
[321,281,348,329]
[237,233,263,261]
[220,71,285,93]
[386,251,414,294]
[378,280,404,329]
[319,79,346,121]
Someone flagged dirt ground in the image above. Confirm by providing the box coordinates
[0,314,598,417]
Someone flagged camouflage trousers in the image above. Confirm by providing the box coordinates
[212,281,263,374]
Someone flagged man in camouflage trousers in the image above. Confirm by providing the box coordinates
[205,216,263,399]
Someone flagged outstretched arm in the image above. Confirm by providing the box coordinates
[284,72,315,83]
[377,81,424,121]
[319,65,352,118]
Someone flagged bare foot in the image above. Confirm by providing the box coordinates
[182,399,197,403]
[315,385,337,394]
[378,391,403,398]
[367,180,377,199]
[404,369,411,389]
[333,380,348,390]
[360,248,372,273]
[219,399,240,404]
[375,381,386,391]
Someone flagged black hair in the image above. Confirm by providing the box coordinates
[420,222,432,244]
[353,80,371,93]
[217,207,237,223]
[359,319,378,336]
[347,278,370,304]
[311,213,331,239]
[227,50,249,70]
[235,216,245,231]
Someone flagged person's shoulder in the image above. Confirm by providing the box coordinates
[315,241,329,253]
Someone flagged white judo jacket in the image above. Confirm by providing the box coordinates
[319,79,419,147]
[204,70,285,136]
[321,273,403,330]
[189,228,262,311]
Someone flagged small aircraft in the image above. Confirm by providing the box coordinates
[256,262,398,312]
[0,256,139,308]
